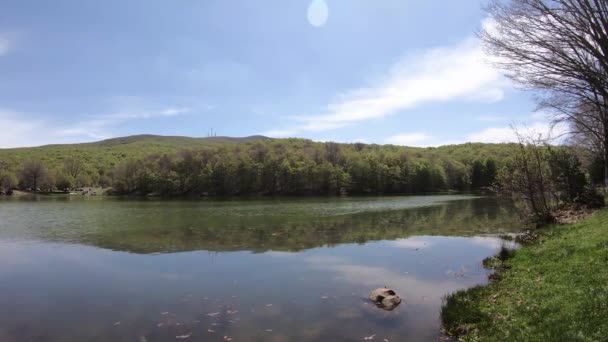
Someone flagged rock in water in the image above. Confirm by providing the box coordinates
[369,288,402,311]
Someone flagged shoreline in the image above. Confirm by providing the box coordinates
[440,208,608,340]
[0,189,486,199]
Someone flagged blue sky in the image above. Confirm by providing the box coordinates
[0,0,560,148]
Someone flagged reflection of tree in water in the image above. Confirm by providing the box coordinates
[89,198,526,253]
[470,196,501,220]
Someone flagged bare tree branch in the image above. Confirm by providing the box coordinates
[481,0,608,186]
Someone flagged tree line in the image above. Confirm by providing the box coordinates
[0,140,508,196]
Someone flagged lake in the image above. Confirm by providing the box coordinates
[0,195,524,341]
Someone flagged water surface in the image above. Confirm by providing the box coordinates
[0,195,523,341]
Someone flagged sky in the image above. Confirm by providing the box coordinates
[0,0,563,148]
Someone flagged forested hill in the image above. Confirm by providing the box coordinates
[0,135,519,195]
[4,134,271,150]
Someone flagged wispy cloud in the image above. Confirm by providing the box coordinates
[265,28,508,137]
[467,121,568,144]
[385,132,432,146]
[383,132,467,147]
[261,129,298,138]
[383,112,567,147]
[0,110,48,148]
[306,37,505,125]
[53,105,193,141]
[0,102,203,148]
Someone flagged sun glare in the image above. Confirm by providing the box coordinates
[307,0,329,27]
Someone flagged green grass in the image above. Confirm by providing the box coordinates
[441,209,608,341]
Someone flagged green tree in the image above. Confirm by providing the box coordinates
[0,171,17,193]
[484,159,498,187]
[547,148,588,203]
[471,160,485,190]
[55,171,74,191]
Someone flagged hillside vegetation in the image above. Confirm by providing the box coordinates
[0,135,524,195]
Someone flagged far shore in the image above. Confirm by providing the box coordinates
[1,189,485,199]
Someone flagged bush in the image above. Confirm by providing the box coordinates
[575,187,605,209]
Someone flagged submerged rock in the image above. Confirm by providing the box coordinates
[368,288,402,311]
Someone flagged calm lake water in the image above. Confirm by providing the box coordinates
[0,195,524,342]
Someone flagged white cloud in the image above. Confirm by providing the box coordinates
[385,132,432,146]
[262,129,298,138]
[467,121,569,144]
[53,106,193,142]
[0,111,47,148]
[316,37,504,124]
[468,126,515,143]
[53,124,111,141]
[0,110,115,148]
[268,26,508,137]
[0,103,201,148]
[381,112,570,147]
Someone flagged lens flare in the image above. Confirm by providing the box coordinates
[307,0,329,28]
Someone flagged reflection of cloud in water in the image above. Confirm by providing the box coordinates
[304,254,468,306]
[299,251,494,340]
[0,241,189,282]
[392,235,517,252]
[264,251,297,258]
[390,237,432,249]
[469,236,519,249]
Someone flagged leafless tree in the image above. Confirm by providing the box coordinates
[568,100,606,163]
[481,0,608,187]
[0,172,17,193]
[20,159,48,191]
[63,157,84,179]
[497,130,557,225]
[325,142,341,164]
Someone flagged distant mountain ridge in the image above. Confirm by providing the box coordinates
[84,134,271,148]
[2,134,272,150]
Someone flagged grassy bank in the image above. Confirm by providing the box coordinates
[441,209,608,341]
